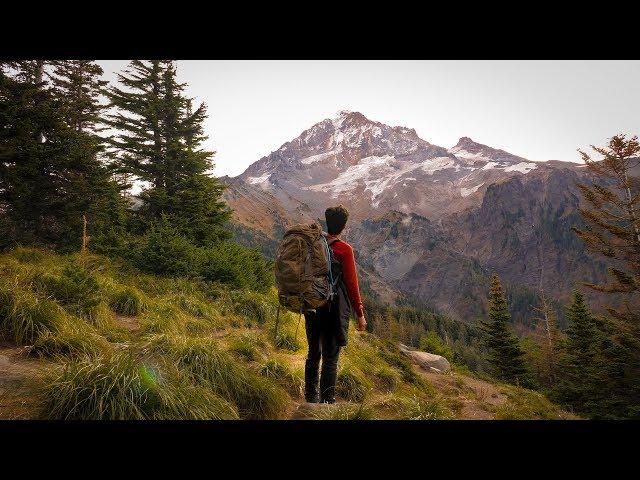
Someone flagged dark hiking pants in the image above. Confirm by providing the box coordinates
[304,311,341,403]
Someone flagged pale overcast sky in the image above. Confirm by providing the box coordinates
[97,60,640,177]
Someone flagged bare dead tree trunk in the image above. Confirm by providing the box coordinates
[36,61,45,144]
[81,214,89,254]
[621,167,640,245]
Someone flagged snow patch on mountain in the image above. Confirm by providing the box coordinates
[247,173,272,185]
[504,162,538,173]
[299,149,340,165]
[449,148,493,163]
[481,161,503,170]
[421,157,458,175]
[460,183,483,197]
[309,154,466,208]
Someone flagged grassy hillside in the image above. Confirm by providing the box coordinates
[0,248,574,420]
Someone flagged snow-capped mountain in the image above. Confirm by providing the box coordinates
[234,110,577,221]
[223,110,614,326]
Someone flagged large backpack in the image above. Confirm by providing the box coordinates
[274,223,339,315]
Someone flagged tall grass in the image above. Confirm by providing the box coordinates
[40,352,239,420]
[147,335,289,419]
[0,283,65,344]
[336,362,373,402]
[34,264,102,317]
[30,326,110,358]
[108,285,148,316]
[259,358,304,398]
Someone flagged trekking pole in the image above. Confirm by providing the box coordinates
[294,311,303,343]
[274,304,281,339]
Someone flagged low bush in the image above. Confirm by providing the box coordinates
[419,331,455,361]
[125,219,274,293]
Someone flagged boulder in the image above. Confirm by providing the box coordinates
[398,343,451,373]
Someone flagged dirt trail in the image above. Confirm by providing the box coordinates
[414,365,506,419]
[0,342,46,419]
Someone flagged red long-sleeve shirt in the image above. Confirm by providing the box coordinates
[326,234,364,318]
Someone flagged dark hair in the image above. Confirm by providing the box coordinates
[325,205,349,235]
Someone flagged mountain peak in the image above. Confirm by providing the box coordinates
[454,136,476,148]
[450,137,528,164]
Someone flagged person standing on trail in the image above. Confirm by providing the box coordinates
[304,205,367,404]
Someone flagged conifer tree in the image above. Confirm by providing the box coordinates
[1,61,122,250]
[481,273,531,386]
[573,135,640,330]
[553,290,640,418]
[48,60,125,248]
[105,60,230,246]
[553,291,600,410]
[571,134,640,417]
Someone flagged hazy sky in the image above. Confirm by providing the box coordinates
[97,60,640,177]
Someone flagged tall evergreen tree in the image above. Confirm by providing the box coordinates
[105,60,230,246]
[573,134,640,330]
[553,290,639,418]
[48,60,125,248]
[553,291,600,411]
[481,273,531,386]
[571,134,640,418]
[0,60,122,250]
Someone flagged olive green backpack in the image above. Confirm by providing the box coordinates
[273,222,338,335]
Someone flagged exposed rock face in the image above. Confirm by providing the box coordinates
[399,343,451,374]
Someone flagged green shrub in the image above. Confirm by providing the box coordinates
[199,243,273,292]
[131,220,200,277]
[40,352,238,420]
[34,264,102,316]
[127,218,273,293]
[419,331,454,361]
[336,363,373,402]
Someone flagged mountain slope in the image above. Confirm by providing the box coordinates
[225,110,620,327]
[0,248,574,420]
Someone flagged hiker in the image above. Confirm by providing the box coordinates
[304,205,367,404]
